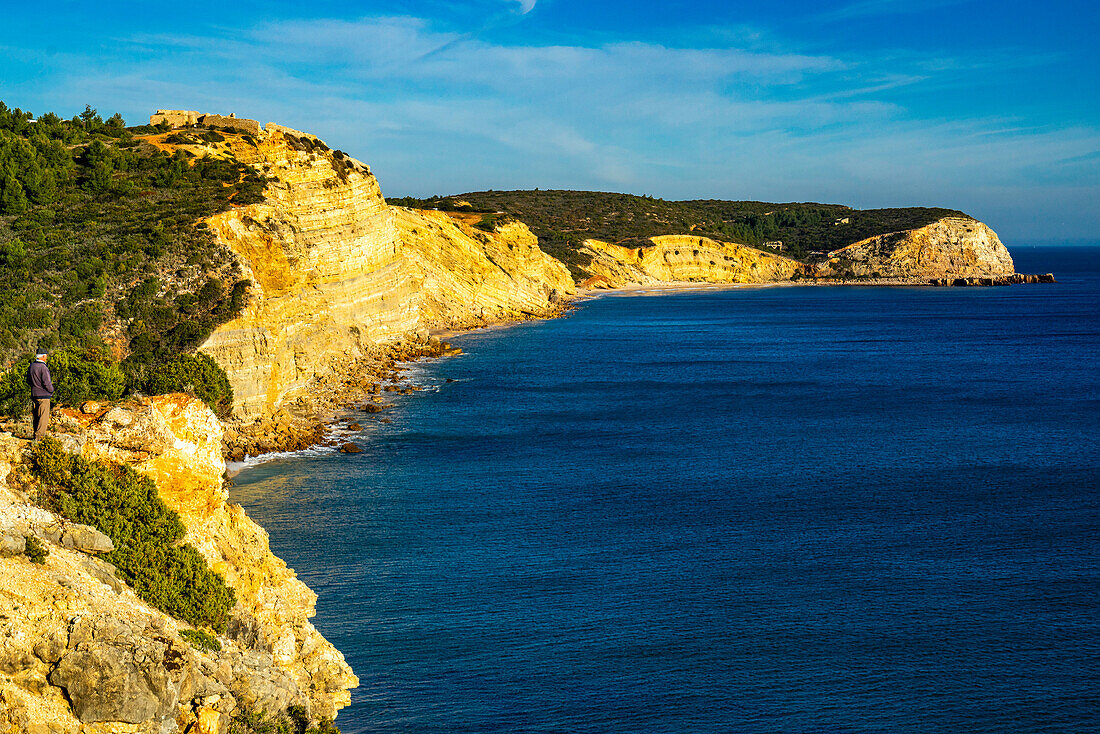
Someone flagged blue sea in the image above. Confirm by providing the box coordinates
[233,246,1100,734]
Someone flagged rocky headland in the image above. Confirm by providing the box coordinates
[813,217,1015,280]
[1,396,356,733]
[136,112,1046,443]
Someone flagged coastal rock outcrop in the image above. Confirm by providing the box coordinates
[928,273,1056,286]
[167,123,572,420]
[0,395,357,731]
[195,130,421,419]
[814,217,1014,280]
[579,235,807,288]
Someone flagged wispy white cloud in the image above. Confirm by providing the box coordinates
[21,13,1098,241]
[513,0,537,14]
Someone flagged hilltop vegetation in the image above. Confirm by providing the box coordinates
[389,190,971,277]
[0,101,266,415]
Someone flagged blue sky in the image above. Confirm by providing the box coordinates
[2,0,1098,243]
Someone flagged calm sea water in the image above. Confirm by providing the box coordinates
[233,246,1100,734]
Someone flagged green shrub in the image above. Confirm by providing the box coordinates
[31,437,236,631]
[0,101,263,373]
[228,706,342,734]
[0,355,33,417]
[49,347,127,406]
[475,212,512,232]
[115,543,236,628]
[0,347,125,415]
[179,628,221,652]
[23,534,47,564]
[130,353,233,418]
[229,708,295,734]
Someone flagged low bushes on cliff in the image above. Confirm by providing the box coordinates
[32,437,236,632]
[23,534,47,563]
[229,705,340,734]
[127,352,234,418]
[0,346,126,416]
[179,628,221,652]
[0,345,235,419]
[0,101,260,386]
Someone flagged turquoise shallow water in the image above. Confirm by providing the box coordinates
[233,246,1099,733]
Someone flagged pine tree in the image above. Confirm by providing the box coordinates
[0,176,29,214]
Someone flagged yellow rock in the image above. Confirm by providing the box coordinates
[815,217,1014,279]
[195,707,221,734]
[193,128,572,419]
[580,234,807,287]
[48,395,358,721]
[198,129,420,418]
[394,207,574,329]
[72,394,226,519]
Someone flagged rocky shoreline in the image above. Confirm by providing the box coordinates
[221,335,471,461]
[222,300,574,461]
[223,270,1058,461]
[790,272,1055,287]
[927,273,1056,287]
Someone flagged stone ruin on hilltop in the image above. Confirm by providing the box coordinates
[149,110,317,140]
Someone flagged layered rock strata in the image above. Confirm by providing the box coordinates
[0,395,357,732]
[170,116,1022,426]
[195,130,422,419]
[394,207,574,329]
[179,125,572,421]
[814,217,1014,280]
[579,235,808,288]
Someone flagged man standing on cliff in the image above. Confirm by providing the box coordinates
[26,349,54,441]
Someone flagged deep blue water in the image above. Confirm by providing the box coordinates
[233,246,1100,734]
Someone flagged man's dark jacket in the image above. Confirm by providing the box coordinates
[27,360,54,399]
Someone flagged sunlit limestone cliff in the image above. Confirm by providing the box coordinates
[814,217,1015,279]
[192,129,421,419]
[393,207,573,330]
[0,396,356,733]
[143,121,573,419]
[578,235,808,288]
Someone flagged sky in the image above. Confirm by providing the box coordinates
[1,0,1098,244]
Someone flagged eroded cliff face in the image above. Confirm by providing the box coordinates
[0,395,357,732]
[194,131,421,419]
[580,235,808,288]
[394,207,574,330]
[180,121,1019,420]
[814,217,1014,279]
[182,128,572,419]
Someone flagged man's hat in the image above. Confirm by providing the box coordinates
[35,348,48,357]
